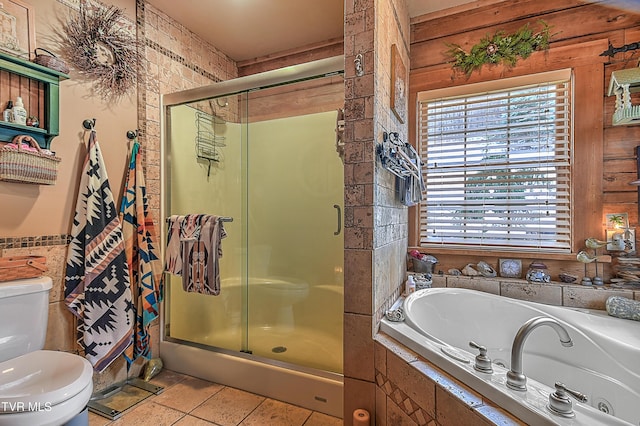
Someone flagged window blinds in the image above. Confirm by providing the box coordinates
[418,73,572,252]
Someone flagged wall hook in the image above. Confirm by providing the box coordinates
[82,118,96,130]
[354,53,364,77]
[126,129,138,140]
[600,41,640,57]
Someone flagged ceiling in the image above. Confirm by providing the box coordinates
[145,0,477,62]
[145,1,639,62]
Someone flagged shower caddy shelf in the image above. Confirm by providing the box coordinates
[195,111,226,163]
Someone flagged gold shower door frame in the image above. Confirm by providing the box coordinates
[162,57,344,376]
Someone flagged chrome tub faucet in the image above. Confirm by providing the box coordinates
[506,316,573,391]
[547,382,588,418]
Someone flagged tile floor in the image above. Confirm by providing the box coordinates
[88,369,343,426]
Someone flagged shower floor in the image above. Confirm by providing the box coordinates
[171,324,342,374]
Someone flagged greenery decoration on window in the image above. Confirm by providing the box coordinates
[62,4,139,100]
[446,21,553,76]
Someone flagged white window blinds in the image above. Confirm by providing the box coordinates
[418,71,572,252]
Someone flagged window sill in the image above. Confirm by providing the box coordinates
[409,246,611,263]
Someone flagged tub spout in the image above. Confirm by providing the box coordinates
[506,316,573,391]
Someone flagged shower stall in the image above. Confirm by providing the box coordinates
[160,57,344,416]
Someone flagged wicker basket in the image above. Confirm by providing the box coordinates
[32,48,69,74]
[0,256,48,282]
[0,135,61,185]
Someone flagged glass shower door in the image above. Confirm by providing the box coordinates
[165,92,248,353]
[245,77,344,373]
[164,72,344,375]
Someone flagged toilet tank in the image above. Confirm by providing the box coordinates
[0,276,53,363]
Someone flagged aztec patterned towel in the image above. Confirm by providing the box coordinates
[119,139,163,365]
[165,214,227,295]
[64,130,133,372]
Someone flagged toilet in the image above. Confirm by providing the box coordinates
[0,276,93,426]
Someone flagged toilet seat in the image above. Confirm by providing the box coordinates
[0,382,92,426]
[0,350,93,411]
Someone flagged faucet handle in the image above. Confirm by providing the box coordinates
[469,341,493,373]
[556,382,588,402]
[548,382,588,418]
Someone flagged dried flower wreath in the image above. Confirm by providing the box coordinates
[62,3,138,99]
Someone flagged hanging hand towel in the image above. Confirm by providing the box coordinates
[399,143,426,207]
[119,139,163,365]
[165,215,188,276]
[165,214,227,295]
[64,130,133,372]
[183,215,226,295]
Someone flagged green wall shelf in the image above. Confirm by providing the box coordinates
[0,52,69,150]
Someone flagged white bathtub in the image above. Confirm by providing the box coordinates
[380,287,640,426]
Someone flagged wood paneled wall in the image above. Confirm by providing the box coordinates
[237,38,344,77]
[408,0,640,280]
[0,70,44,129]
[246,75,344,122]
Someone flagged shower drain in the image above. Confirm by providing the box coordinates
[272,346,287,353]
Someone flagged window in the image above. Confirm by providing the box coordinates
[417,70,572,252]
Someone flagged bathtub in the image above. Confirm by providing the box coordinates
[380,287,640,426]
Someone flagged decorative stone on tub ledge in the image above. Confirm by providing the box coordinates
[606,295,640,321]
[420,273,639,311]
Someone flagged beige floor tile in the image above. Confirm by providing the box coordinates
[88,411,112,426]
[153,376,224,412]
[173,415,218,425]
[110,401,184,425]
[303,411,343,426]
[88,370,338,426]
[149,369,190,389]
[191,386,264,426]
[240,398,312,426]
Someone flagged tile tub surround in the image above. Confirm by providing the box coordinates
[374,334,523,426]
[343,0,411,422]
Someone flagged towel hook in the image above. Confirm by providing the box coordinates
[354,53,364,77]
[126,129,138,140]
[82,118,96,130]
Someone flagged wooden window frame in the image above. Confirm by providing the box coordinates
[418,71,572,252]
[408,40,607,260]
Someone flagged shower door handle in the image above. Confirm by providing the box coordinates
[333,204,342,235]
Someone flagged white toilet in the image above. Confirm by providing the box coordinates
[0,276,94,426]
